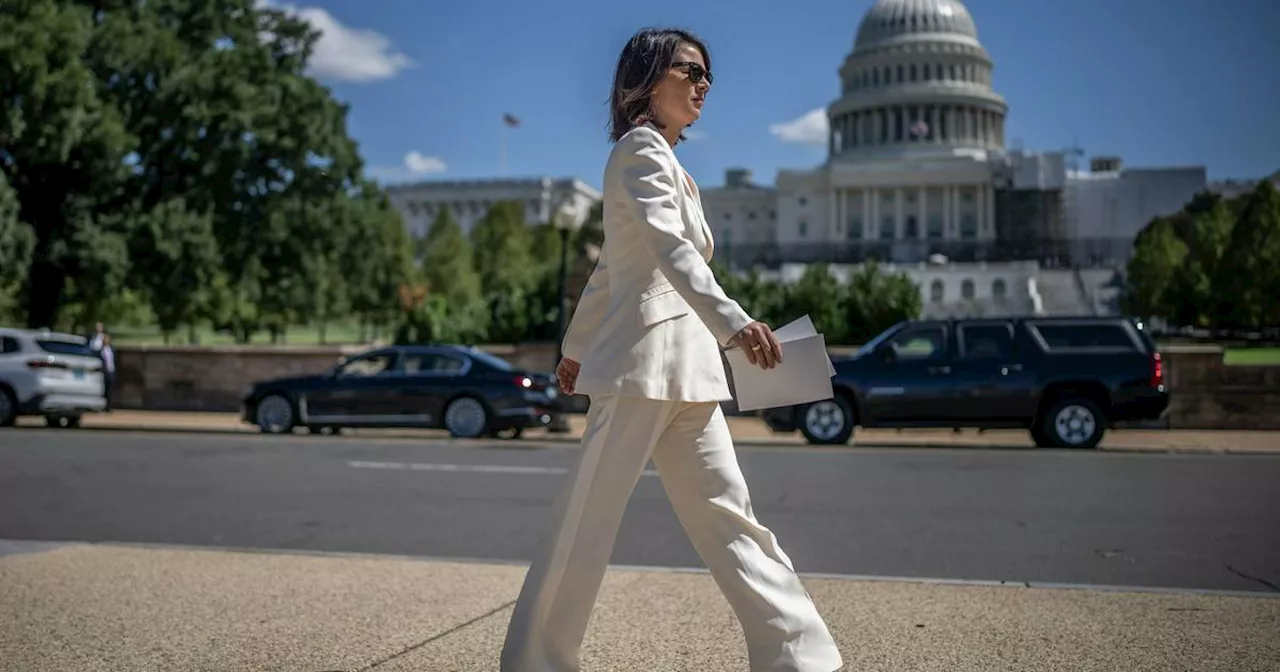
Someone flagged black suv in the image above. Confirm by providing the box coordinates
[761,317,1169,449]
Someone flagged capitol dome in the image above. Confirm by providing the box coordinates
[854,0,980,51]
[827,0,1007,161]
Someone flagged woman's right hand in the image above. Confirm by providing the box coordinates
[557,357,582,395]
[731,321,783,370]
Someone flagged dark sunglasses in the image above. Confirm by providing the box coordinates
[671,61,712,85]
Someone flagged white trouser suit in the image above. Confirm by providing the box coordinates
[499,124,843,672]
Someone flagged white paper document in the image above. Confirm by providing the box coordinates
[724,315,836,412]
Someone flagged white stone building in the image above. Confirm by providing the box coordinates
[699,0,1211,316]
[385,177,600,239]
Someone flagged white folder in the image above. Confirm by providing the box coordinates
[724,315,836,412]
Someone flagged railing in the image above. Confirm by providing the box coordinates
[715,237,1136,270]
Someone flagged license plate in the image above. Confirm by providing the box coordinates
[74,369,85,380]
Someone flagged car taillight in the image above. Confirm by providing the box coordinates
[1151,352,1164,388]
[27,360,69,371]
[516,376,548,391]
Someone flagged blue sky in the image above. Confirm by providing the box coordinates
[275,0,1279,188]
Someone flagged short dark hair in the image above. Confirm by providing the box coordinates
[607,27,710,144]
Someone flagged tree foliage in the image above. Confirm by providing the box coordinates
[713,260,921,344]
[1125,182,1280,329]
[0,0,412,340]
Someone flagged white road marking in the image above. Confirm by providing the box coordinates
[347,460,660,477]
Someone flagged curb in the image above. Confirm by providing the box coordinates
[14,417,1280,455]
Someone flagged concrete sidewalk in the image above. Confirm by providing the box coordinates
[1,541,1276,672]
[23,410,1280,454]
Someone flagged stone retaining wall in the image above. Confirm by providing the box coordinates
[112,342,1278,429]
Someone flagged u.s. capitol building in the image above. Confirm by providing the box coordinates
[701,0,1207,317]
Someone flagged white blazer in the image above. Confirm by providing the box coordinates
[562,123,754,402]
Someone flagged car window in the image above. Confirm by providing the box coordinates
[1031,323,1136,351]
[960,324,1014,360]
[464,349,516,372]
[888,326,947,361]
[402,353,466,374]
[0,337,20,354]
[37,339,97,357]
[337,352,395,377]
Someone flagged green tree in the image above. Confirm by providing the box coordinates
[1124,216,1188,318]
[471,201,538,342]
[128,199,222,343]
[340,184,414,341]
[1,0,132,328]
[842,261,922,344]
[778,264,849,344]
[1213,181,1280,328]
[419,207,482,305]
[0,175,35,297]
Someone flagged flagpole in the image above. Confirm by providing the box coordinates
[500,123,507,177]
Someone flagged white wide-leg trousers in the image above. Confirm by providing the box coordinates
[500,394,843,672]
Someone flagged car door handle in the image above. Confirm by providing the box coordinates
[928,365,951,375]
[1001,364,1023,375]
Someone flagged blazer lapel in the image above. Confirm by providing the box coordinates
[642,122,715,259]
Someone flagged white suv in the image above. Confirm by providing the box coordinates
[0,327,107,428]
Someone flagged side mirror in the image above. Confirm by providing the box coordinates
[879,346,896,363]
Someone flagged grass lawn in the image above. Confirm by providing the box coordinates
[1223,348,1280,366]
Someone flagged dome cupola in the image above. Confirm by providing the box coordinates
[827,0,1008,161]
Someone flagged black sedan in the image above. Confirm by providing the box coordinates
[240,344,563,438]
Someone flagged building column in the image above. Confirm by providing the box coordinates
[918,186,927,240]
[829,188,838,239]
[870,187,880,238]
[863,187,873,239]
[985,183,996,239]
[931,106,941,143]
[950,185,960,239]
[836,187,845,238]
[894,187,904,239]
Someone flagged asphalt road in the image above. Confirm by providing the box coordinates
[1,429,1278,594]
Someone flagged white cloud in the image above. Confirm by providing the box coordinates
[404,151,446,174]
[683,128,707,141]
[262,1,414,82]
[367,151,447,183]
[769,108,829,146]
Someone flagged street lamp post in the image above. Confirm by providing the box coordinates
[550,202,582,434]
[552,202,580,365]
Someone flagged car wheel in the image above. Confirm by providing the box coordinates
[1043,396,1105,449]
[444,396,489,439]
[799,396,855,445]
[0,389,15,427]
[45,415,82,429]
[255,394,296,434]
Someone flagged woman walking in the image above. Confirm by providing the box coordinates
[500,27,844,672]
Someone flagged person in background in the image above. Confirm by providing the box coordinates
[99,333,115,412]
[89,322,106,351]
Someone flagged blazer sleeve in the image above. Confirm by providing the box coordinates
[560,247,610,362]
[617,128,754,345]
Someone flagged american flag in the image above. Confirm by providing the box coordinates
[909,120,929,138]
[503,113,520,128]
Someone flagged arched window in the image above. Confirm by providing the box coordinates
[992,278,1008,302]
[961,279,975,300]
[930,280,944,303]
